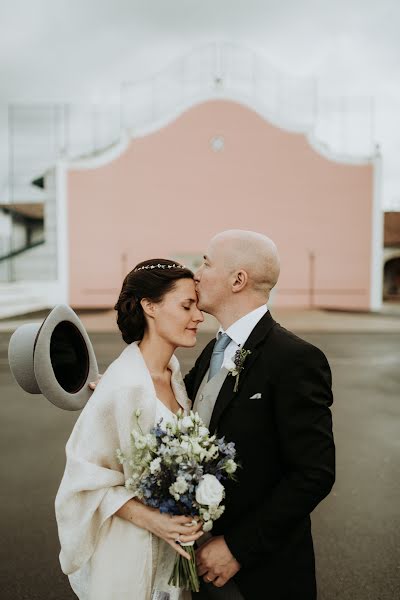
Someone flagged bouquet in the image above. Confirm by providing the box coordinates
[116,408,238,592]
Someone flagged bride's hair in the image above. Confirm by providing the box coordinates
[114,259,194,344]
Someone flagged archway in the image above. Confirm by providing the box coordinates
[383,256,400,301]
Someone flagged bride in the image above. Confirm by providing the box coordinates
[55,259,204,600]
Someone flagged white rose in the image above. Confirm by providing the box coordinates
[196,474,224,506]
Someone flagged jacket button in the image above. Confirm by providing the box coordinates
[199,394,204,401]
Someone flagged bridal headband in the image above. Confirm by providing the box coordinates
[134,263,186,272]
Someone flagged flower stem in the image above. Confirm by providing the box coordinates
[168,546,199,592]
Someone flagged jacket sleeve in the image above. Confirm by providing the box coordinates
[224,344,335,567]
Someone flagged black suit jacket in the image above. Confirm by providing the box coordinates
[184,311,335,600]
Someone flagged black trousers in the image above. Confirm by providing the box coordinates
[193,579,244,599]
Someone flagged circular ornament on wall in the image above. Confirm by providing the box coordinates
[210,135,225,152]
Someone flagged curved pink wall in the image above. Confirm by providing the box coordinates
[67,99,374,309]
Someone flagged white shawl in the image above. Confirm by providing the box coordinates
[55,341,191,600]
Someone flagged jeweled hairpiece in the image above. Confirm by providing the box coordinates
[133,263,186,272]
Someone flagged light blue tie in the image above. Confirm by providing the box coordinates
[208,332,231,381]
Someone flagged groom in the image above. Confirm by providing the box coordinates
[184,230,335,600]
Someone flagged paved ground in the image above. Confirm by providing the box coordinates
[1,314,400,599]
[3,305,400,334]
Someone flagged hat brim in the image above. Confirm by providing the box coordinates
[8,323,42,394]
[34,304,99,410]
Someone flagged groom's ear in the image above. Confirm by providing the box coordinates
[232,269,248,293]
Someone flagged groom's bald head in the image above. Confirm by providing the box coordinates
[209,229,280,296]
[194,229,281,322]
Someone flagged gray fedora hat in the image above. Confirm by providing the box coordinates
[8,304,98,410]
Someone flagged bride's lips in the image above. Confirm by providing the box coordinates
[186,328,198,334]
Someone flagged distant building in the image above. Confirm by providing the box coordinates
[383,212,400,301]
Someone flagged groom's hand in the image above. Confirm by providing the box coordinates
[195,535,241,587]
[89,374,102,390]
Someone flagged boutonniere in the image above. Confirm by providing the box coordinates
[224,347,252,392]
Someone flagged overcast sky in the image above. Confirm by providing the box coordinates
[1,0,400,206]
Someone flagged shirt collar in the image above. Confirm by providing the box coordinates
[217,304,269,347]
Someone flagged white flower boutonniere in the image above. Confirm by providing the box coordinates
[225,347,252,392]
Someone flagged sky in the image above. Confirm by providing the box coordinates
[1,0,400,207]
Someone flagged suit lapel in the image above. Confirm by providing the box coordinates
[209,311,276,433]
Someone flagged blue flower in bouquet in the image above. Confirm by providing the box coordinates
[159,498,178,514]
[216,436,236,459]
[152,423,167,439]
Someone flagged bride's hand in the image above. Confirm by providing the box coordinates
[141,506,203,560]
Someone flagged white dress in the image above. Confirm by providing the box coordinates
[155,397,178,426]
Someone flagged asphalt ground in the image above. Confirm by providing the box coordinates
[1,328,399,600]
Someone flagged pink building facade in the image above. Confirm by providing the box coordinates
[57,99,382,311]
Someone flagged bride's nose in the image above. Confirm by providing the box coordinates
[193,308,204,323]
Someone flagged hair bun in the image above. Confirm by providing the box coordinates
[114,294,145,344]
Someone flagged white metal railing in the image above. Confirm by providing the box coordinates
[121,42,318,134]
[8,103,121,203]
[7,42,378,207]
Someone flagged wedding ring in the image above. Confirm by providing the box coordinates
[175,535,181,544]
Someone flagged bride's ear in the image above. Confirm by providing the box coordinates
[140,298,155,319]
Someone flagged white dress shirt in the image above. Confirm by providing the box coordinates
[217,304,268,366]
